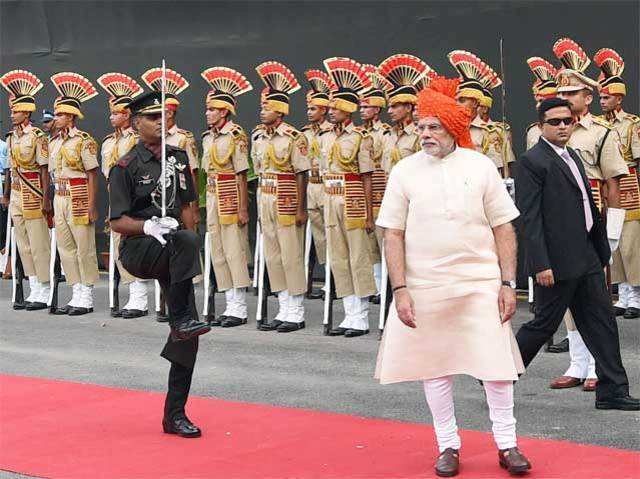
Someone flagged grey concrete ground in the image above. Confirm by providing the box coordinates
[1,277,639,478]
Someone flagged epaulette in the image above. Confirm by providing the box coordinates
[229,124,246,138]
[251,124,264,142]
[177,128,194,138]
[78,130,92,140]
[201,130,211,138]
[102,133,115,142]
[493,121,511,131]
[526,122,539,133]
[353,126,368,135]
[32,127,45,137]
[380,122,391,131]
[623,113,640,124]
[5,131,11,139]
[282,124,301,139]
[591,115,613,130]
[318,129,331,136]
[116,149,136,168]
[301,124,312,132]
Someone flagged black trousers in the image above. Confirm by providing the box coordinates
[516,269,630,400]
[120,229,202,420]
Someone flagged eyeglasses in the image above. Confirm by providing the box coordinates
[544,117,574,126]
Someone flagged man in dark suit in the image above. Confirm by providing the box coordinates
[515,98,638,411]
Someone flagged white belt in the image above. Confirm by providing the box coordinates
[324,178,344,188]
[261,178,277,188]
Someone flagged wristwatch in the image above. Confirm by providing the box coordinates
[501,280,516,289]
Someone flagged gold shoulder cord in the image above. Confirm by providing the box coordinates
[310,137,321,161]
[59,140,85,173]
[330,134,361,173]
[265,138,294,173]
[622,124,634,162]
[481,130,491,154]
[11,135,37,170]
[371,138,383,168]
[390,147,402,168]
[208,135,236,172]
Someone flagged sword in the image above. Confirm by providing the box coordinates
[108,231,120,316]
[499,38,515,199]
[161,59,167,218]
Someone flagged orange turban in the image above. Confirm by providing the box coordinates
[416,76,474,149]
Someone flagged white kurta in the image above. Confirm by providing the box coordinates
[375,147,524,383]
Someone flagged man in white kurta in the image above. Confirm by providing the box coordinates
[375,77,530,477]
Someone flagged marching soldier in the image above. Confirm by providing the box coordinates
[200,66,253,327]
[141,67,200,226]
[252,61,310,333]
[526,57,559,150]
[448,50,515,175]
[378,54,430,174]
[595,48,640,320]
[302,69,334,299]
[322,56,376,337]
[549,38,629,391]
[97,72,147,318]
[49,72,100,315]
[359,64,391,300]
[0,70,51,309]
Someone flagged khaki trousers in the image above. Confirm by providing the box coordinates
[325,194,376,298]
[54,195,99,286]
[9,203,51,283]
[112,231,136,284]
[612,220,640,286]
[307,182,326,265]
[259,193,306,295]
[206,192,251,291]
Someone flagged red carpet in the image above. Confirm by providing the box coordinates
[0,374,637,479]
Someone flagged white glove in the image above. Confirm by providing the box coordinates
[143,216,179,246]
[606,208,626,253]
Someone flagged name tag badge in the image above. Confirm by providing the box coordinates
[179,172,187,190]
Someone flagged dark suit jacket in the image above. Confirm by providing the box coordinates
[515,137,610,281]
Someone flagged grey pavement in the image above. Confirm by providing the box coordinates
[0,277,639,478]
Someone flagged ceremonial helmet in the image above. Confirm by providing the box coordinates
[255,61,300,116]
[594,48,626,96]
[201,67,253,115]
[378,54,434,106]
[526,57,558,99]
[97,72,144,113]
[0,69,43,112]
[323,57,370,113]
[51,72,98,119]
[552,38,599,92]
[304,69,335,108]
[141,67,189,111]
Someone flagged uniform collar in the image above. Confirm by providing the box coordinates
[115,126,134,138]
[575,112,593,129]
[168,124,178,136]
[334,120,354,136]
[15,122,33,136]
[395,120,415,136]
[58,126,79,140]
[135,141,159,163]
[606,108,625,124]
[216,120,234,135]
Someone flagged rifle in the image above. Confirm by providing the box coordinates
[255,228,271,328]
[10,226,25,308]
[202,231,218,321]
[108,231,121,317]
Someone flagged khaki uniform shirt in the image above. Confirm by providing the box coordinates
[470,116,515,169]
[6,124,48,172]
[101,126,138,178]
[166,124,199,171]
[251,122,310,175]
[605,109,640,164]
[382,121,420,173]
[567,113,628,181]
[302,120,332,175]
[364,119,391,170]
[319,121,374,175]
[525,123,542,151]
[201,120,249,174]
[49,127,99,178]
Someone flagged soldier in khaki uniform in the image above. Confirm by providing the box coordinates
[322,56,376,337]
[141,67,200,226]
[0,70,51,310]
[49,72,100,315]
[548,38,629,391]
[359,65,391,298]
[97,72,147,318]
[525,57,559,150]
[595,48,640,320]
[253,61,310,333]
[378,54,431,174]
[200,66,253,327]
[302,69,334,299]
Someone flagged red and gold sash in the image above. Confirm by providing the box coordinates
[619,166,640,222]
[17,170,43,220]
[371,169,387,218]
[275,173,298,226]
[69,178,89,225]
[344,173,367,230]
[588,179,603,212]
[214,173,240,225]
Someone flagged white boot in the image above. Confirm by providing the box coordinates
[38,282,51,305]
[81,284,94,310]
[122,280,148,316]
[286,294,305,324]
[586,353,597,380]
[275,290,290,322]
[232,288,248,319]
[628,286,640,310]
[564,330,589,379]
[26,276,39,302]
[68,283,82,307]
[615,283,630,309]
[222,288,234,317]
[373,263,382,294]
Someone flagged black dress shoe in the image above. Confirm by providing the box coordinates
[156,312,169,323]
[623,307,639,319]
[344,329,369,338]
[595,395,640,411]
[258,320,283,331]
[614,306,627,317]
[306,289,325,300]
[221,316,247,328]
[162,416,201,438]
[277,321,305,333]
[207,315,225,327]
[370,294,381,305]
[12,301,26,310]
[110,308,122,318]
[170,319,211,341]
[328,327,347,336]
[25,301,48,311]
[121,309,148,319]
[546,337,569,353]
[68,306,93,316]
[52,305,70,315]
